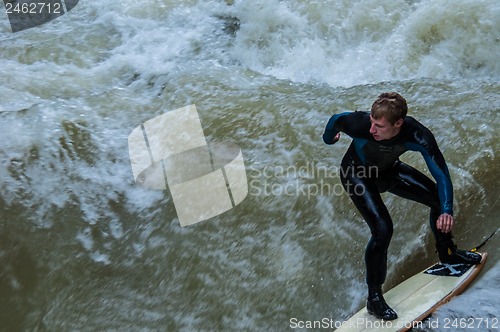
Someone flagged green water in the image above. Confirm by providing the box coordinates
[1,0,499,330]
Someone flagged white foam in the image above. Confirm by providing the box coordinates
[76,227,94,251]
[230,0,500,86]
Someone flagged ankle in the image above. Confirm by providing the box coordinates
[368,284,383,300]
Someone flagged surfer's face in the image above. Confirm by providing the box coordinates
[369,115,403,141]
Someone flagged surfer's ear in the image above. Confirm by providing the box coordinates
[393,118,404,128]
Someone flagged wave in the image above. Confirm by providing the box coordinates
[0,0,498,330]
[229,0,500,86]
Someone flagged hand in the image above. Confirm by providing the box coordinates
[436,213,454,233]
[332,133,341,144]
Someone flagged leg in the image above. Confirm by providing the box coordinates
[385,161,454,248]
[340,166,393,286]
[386,162,481,264]
[340,163,397,320]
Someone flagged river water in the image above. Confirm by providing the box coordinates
[0,0,498,331]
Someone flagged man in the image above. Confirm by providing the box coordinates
[322,92,481,320]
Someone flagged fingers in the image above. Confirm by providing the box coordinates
[437,214,454,233]
[333,133,341,143]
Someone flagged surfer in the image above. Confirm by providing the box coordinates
[322,92,482,320]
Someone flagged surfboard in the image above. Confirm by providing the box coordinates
[335,252,487,332]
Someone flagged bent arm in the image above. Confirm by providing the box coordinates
[322,111,352,144]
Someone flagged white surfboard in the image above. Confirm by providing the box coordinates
[336,252,487,332]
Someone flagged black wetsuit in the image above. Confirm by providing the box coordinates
[323,111,454,287]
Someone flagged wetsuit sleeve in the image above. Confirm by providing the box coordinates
[322,111,359,144]
[407,128,454,215]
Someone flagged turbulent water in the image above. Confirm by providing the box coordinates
[0,0,499,331]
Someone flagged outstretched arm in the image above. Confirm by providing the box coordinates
[407,123,454,231]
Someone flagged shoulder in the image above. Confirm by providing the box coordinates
[326,110,370,130]
[404,116,426,129]
[340,111,370,133]
[331,110,369,121]
[325,111,371,140]
[336,110,370,125]
[351,110,370,120]
[403,116,440,151]
[404,116,434,137]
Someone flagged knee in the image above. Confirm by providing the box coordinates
[372,221,393,249]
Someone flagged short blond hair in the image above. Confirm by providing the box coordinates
[371,92,408,124]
